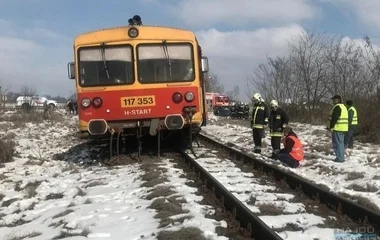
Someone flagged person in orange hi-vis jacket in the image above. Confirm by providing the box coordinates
[278,126,304,168]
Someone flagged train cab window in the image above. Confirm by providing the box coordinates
[137,43,195,83]
[78,45,134,87]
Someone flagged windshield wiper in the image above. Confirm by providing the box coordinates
[100,43,110,79]
[162,40,172,77]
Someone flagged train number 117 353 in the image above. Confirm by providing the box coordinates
[120,95,156,108]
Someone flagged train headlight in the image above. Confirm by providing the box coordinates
[128,27,139,38]
[92,97,103,108]
[81,98,91,108]
[172,92,183,103]
[185,92,194,102]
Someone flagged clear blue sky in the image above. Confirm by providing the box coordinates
[0,0,379,100]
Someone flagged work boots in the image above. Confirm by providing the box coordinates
[271,149,280,159]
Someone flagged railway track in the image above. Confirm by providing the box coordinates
[180,150,282,239]
[62,130,380,239]
[67,135,282,239]
[193,133,380,236]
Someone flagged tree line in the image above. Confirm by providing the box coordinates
[0,82,73,103]
[247,29,380,142]
[203,72,241,101]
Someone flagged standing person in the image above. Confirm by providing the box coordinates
[250,93,269,153]
[344,100,358,151]
[278,126,304,168]
[43,99,50,120]
[269,99,289,159]
[73,100,78,115]
[327,95,348,162]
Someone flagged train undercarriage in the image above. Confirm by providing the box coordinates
[85,110,202,160]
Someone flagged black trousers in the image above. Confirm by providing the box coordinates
[271,136,281,151]
[278,153,300,168]
[253,128,263,149]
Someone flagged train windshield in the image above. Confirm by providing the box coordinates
[137,43,195,83]
[217,96,229,103]
[78,45,134,87]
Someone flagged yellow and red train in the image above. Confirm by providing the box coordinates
[67,15,209,156]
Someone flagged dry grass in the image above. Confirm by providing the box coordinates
[0,173,8,181]
[150,198,189,219]
[84,180,106,188]
[62,163,78,173]
[48,219,65,228]
[52,209,74,219]
[157,227,211,240]
[1,198,18,207]
[1,110,66,125]
[258,203,283,215]
[45,193,64,200]
[140,159,194,230]
[158,215,193,228]
[23,159,44,166]
[146,186,176,200]
[310,143,331,155]
[3,231,42,240]
[347,183,379,192]
[23,181,42,198]
[52,227,91,239]
[274,222,304,232]
[0,138,16,164]
[311,129,328,136]
[74,187,86,197]
[339,192,380,212]
[247,196,257,205]
[373,175,380,180]
[0,218,31,228]
[141,170,165,188]
[345,172,365,181]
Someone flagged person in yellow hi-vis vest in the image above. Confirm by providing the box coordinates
[344,100,358,151]
[326,95,348,162]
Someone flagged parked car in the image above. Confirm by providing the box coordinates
[16,96,57,111]
[213,106,231,117]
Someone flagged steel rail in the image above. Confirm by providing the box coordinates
[180,150,283,240]
[197,133,380,232]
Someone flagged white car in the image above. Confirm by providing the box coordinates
[16,96,58,110]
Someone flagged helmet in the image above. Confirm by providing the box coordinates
[252,93,261,101]
[270,99,278,108]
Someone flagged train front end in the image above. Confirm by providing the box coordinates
[67,16,209,156]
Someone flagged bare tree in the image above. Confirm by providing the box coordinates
[363,36,380,98]
[0,78,12,110]
[20,85,36,97]
[0,79,11,94]
[19,85,37,112]
[204,72,224,93]
[225,85,240,101]
[288,30,330,114]
[247,28,380,140]
[0,78,11,107]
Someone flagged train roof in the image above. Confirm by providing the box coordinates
[74,25,197,46]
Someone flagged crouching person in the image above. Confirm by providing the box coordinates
[278,126,304,168]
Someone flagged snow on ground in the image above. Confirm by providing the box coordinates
[187,147,350,240]
[0,110,226,240]
[202,113,380,211]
